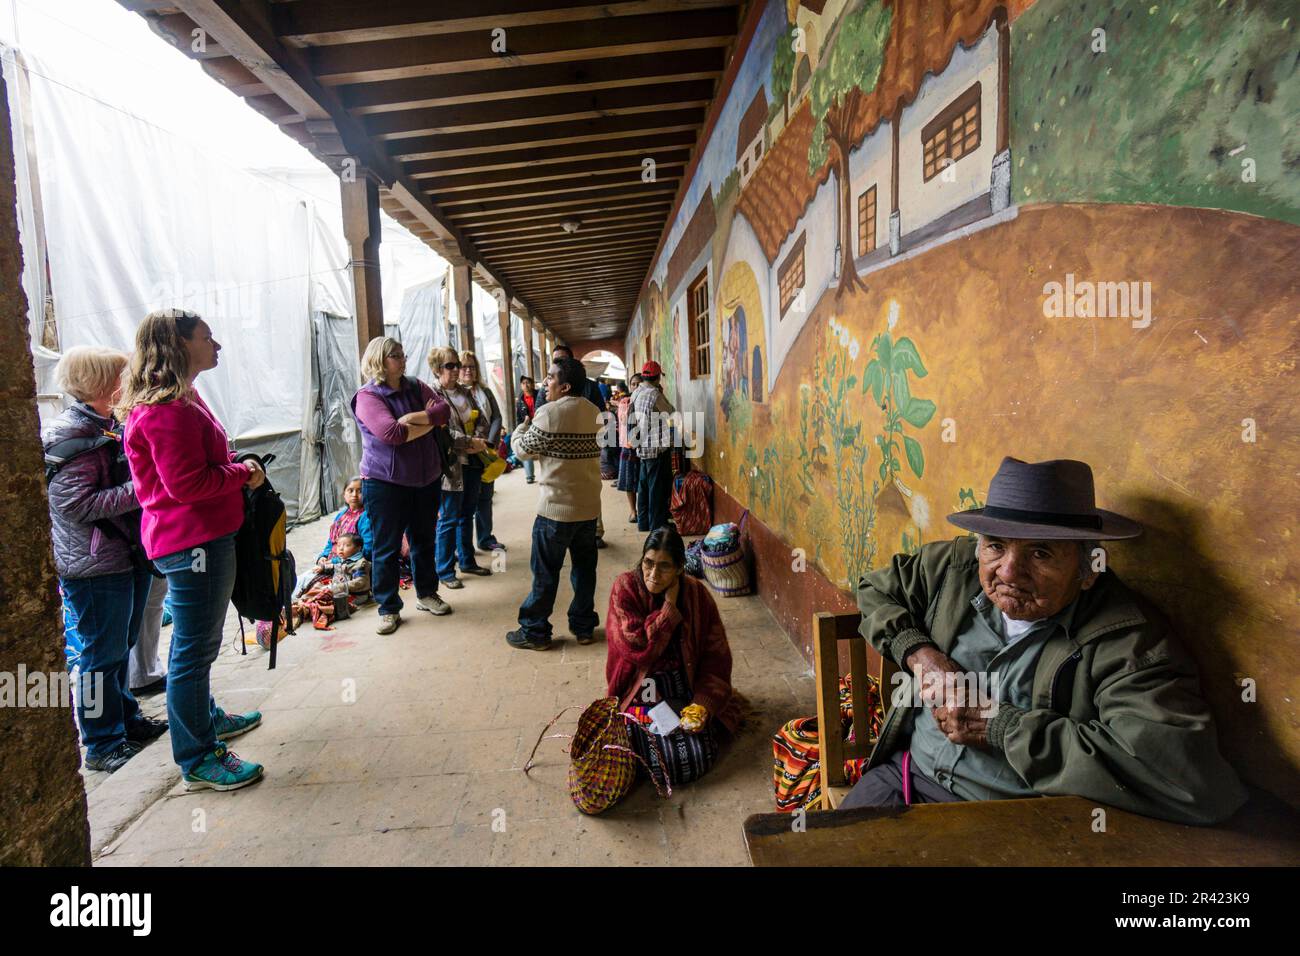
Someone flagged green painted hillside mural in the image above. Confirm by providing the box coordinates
[1011,0,1299,223]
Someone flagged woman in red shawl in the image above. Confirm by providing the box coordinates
[606,528,744,785]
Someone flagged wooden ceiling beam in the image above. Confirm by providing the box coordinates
[446,187,677,222]
[463,198,673,231]
[462,208,672,241]
[437,176,681,211]
[474,224,664,253]
[497,246,657,272]
[367,80,715,141]
[423,154,690,196]
[337,49,725,114]
[275,1,741,47]
[402,130,698,177]
[490,236,662,266]
[310,10,738,86]
[387,110,704,161]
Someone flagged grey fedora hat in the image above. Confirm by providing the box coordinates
[946,457,1142,540]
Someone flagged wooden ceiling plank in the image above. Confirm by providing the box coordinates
[368,81,716,140]
[460,199,672,231]
[276,1,740,47]
[401,131,698,177]
[338,49,724,114]
[436,175,681,210]
[425,155,689,196]
[312,10,738,86]
[446,187,678,222]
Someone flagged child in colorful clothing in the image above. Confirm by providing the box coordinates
[317,477,372,565]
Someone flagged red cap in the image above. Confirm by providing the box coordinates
[641,360,662,377]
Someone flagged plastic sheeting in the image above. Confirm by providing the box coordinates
[8,47,448,522]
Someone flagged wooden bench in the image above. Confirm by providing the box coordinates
[750,610,1300,866]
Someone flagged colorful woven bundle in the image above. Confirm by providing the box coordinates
[670,471,714,535]
[565,697,638,815]
[770,674,883,811]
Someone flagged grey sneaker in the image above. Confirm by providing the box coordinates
[441,578,465,590]
[376,613,400,635]
[416,594,452,616]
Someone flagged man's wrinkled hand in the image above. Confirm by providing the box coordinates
[907,645,966,709]
[933,705,990,749]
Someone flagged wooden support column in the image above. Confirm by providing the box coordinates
[521,313,536,381]
[341,169,383,358]
[450,261,474,354]
[497,298,517,428]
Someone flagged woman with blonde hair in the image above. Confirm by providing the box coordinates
[414,345,488,588]
[44,345,168,774]
[120,310,266,792]
[350,335,453,634]
[458,349,506,553]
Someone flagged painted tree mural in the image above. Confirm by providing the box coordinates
[807,0,893,297]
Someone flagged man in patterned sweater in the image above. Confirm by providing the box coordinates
[507,356,604,650]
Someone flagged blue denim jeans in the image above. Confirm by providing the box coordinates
[636,451,673,532]
[153,534,236,774]
[474,467,499,549]
[436,463,485,579]
[522,458,535,481]
[364,477,441,614]
[517,516,599,641]
[60,568,154,759]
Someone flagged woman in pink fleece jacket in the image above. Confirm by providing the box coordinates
[120,310,266,793]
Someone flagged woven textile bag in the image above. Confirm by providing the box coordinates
[670,471,714,535]
[526,697,638,814]
[701,511,751,596]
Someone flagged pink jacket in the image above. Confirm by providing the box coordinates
[124,393,248,560]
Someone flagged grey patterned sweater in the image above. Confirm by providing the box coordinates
[511,394,603,522]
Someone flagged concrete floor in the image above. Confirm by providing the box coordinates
[90,469,815,866]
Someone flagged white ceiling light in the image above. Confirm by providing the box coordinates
[559,219,581,234]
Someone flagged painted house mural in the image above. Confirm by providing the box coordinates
[624,0,1299,801]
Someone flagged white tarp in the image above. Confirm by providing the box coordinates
[8,46,449,521]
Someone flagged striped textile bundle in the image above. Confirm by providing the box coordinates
[770,674,882,811]
[565,697,638,814]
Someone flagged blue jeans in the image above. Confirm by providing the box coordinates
[517,516,599,641]
[60,568,154,759]
[474,469,499,549]
[153,534,237,774]
[436,463,485,579]
[364,477,441,614]
[637,451,673,532]
[522,458,535,481]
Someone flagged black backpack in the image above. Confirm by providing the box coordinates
[230,453,296,669]
[44,433,161,578]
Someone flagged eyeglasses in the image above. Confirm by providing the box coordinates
[640,557,679,576]
[441,362,462,370]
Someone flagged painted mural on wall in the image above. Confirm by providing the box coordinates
[623,0,1299,796]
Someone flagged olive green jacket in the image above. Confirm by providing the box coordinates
[857,536,1247,825]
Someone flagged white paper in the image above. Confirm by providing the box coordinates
[647,701,680,736]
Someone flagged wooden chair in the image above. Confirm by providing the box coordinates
[812,611,897,809]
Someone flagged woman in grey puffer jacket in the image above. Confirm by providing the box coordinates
[44,347,167,774]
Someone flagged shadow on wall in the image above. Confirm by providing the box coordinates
[1117,493,1278,800]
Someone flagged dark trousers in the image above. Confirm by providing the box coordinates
[364,477,441,614]
[838,751,966,809]
[517,516,599,640]
[61,568,153,759]
[636,450,673,532]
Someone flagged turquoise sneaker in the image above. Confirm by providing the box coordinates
[183,744,263,792]
[215,709,262,741]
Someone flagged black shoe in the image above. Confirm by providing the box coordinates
[594,537,608,549]
[574,632,598,646]
[126,715,169,745]
[461,565,492,576]
[506,629,553,651]
[85,740,141,774]
[526,478,535,484]
[131,676,167,696]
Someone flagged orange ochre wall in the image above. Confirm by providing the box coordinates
[700,202,1299,804]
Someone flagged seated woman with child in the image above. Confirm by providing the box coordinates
[606,528,745,788]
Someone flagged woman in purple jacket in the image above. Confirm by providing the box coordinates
[351,337,452,635]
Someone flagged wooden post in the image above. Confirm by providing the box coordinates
[497,298,517,428]
[521,313,536,381]
[341,169,383,358]
[450,261,474,354]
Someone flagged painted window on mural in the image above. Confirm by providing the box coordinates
[688,269,711,378]
[857,184,877,257]
[922,82,981,182]
[778,232,806,319]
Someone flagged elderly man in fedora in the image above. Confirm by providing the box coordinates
[840,457,1246,825]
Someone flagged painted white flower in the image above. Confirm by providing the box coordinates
[910,492,931,531]
[849,338,860,361]
[887,300,900,330]
[840,327,850,347]
[828,315,837,331]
